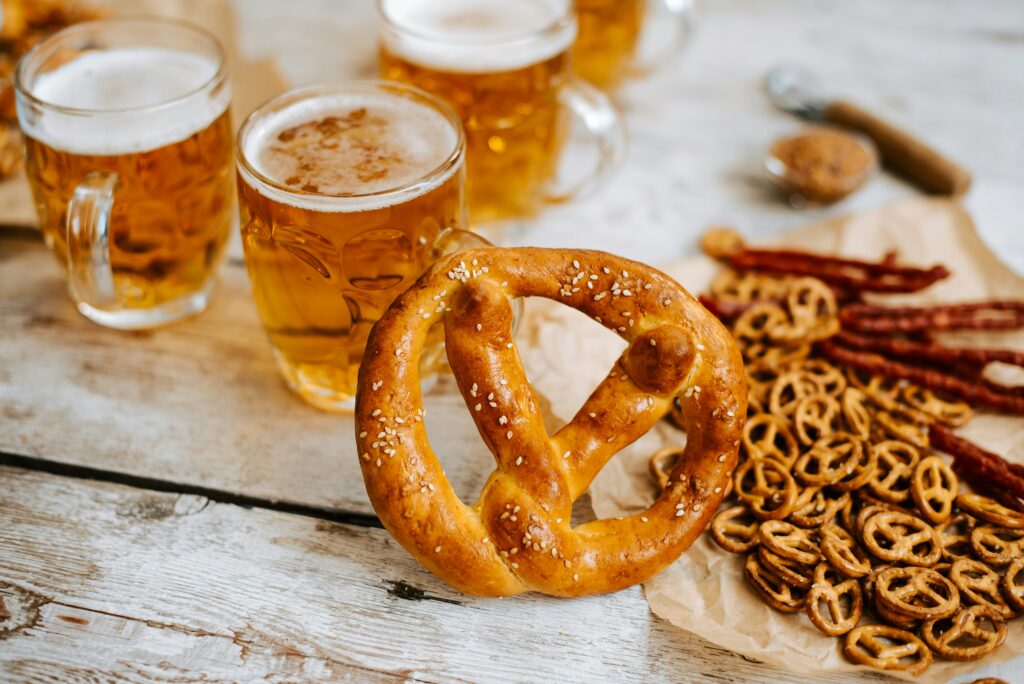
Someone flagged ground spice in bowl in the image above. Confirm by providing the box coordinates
[766,127,878,205]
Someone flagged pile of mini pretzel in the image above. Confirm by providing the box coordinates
[698,228,1024,509]
[650,231,1024,676]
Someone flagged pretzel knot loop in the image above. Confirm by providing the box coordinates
[355,248,746,596]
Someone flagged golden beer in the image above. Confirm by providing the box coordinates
[379,0,578,223]
[15,18,234,328]
[23,110,234,308]
[573,0,644,89]
[237,83,467,410]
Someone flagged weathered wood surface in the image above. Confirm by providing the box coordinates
[0,465,968,683]
[1,0,1022,681]
[0,234,511,516]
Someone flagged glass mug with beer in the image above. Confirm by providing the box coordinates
[237,81,503,412]
[574,0,697,89]
[379,0,626,224]
[15,18,235,329]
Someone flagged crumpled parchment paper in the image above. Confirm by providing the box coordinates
[521,198,1023,682]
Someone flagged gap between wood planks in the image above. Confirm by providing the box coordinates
[0,225,41,241]
[0,450,382,528]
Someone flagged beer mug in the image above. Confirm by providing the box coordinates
[237,81,506,412]
[15,18,235,329]
[574,0,697,89]
[378,0,626,224]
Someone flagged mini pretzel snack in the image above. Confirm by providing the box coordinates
[653,227,1024,677]
[355,248,746,597]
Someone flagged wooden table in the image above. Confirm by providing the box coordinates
[1,1,1022,681]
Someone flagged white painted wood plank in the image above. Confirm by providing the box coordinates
[0,465,912,684]
[0,236,498,515]
[0,599,399,682]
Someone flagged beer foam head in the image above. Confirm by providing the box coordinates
[18,47,229,155]
[381,0,576,73]
[241,91,461,213]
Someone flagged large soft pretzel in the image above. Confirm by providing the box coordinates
[355,248,746,596]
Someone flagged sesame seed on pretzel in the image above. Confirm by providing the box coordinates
[354,248,746,597]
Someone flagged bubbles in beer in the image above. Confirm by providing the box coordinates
[20,47,228,155]
[245,93,459,209]
[380,0,576,73]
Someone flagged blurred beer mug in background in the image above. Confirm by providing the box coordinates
[15,17,235,329]
[237,82,511,412]
[574,0,697,90]
[378,0,625,225]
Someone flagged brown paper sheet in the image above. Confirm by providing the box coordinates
[524,198,1024,681]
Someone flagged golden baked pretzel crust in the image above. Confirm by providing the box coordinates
[355,248,746,596]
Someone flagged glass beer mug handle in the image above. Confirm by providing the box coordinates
[66,171,119,307]
[544,79,626,205]
[630,0,697,78]
[431,227,523,334]
[430,227,495,261]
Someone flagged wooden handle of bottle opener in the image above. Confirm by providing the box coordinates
[823,100,972,196]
